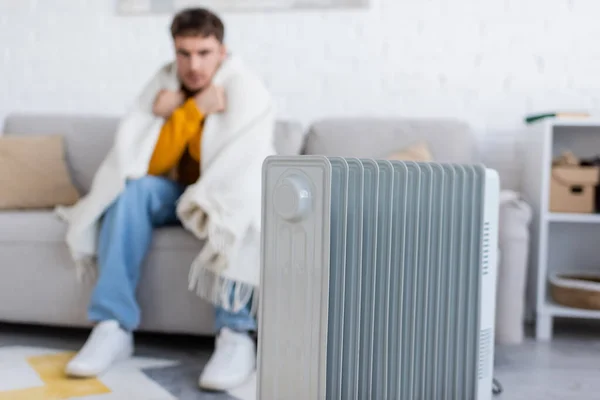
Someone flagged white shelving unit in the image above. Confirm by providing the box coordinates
[523,118,600,341]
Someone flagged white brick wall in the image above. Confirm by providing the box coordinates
[1,0,598,190]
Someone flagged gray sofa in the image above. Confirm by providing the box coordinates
[0,113,476,336]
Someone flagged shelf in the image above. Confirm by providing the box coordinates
[527,117,600,340]
[547,213,600,224]
[549,118,600,127]
[546,298,600,319]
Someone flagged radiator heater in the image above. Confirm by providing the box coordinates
[257,155,499,400]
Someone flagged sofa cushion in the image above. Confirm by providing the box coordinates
[2,114,118,195]
[0,135,81,210]
[0,210,203,250]
[0,211,68,243]
[3,113,304,194]
[386,140,434,162]
[0,243,215,334]
[273,120,305,156]
[302,118,476,163]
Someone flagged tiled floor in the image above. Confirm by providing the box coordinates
[1,319,600,399]
[494,319,600,400]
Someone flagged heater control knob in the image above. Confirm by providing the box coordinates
[273,174,312,221]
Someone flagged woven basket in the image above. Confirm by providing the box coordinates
[550,271,600,310]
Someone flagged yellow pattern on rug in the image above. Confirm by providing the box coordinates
[0,351,111,399]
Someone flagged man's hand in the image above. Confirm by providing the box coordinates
[152,89,185,118]
[194,85,226,115]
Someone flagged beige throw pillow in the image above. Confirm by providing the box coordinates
[386,141,433,162]
[0,134,80,209]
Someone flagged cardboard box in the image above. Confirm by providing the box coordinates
[550,165,600,213]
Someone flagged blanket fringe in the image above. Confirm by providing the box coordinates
[73,255,98,284]
[189,265,257,317]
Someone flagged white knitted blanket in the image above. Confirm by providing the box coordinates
[57,55,276,313]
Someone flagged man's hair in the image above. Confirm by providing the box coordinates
[170,8,225,43]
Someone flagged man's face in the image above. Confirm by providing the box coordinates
[174,34,226,94]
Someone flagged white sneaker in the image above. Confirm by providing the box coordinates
[65,320,133,378]
[199,327,256,391]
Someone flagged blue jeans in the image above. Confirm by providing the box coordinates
[87,176,257,333]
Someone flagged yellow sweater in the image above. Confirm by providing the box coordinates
[147,98,204,185]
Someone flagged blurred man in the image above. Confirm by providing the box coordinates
[60,7,275,392]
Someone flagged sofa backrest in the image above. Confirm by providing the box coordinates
[2,113,304,194]
[301,118,477,163]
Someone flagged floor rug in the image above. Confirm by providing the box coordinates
[0,345,255,400]
[227,372,256,400]
[0,345,179,399]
